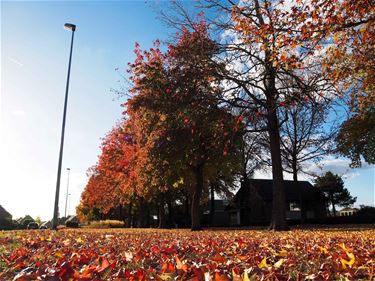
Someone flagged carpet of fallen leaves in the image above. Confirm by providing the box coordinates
[1,226,374,280]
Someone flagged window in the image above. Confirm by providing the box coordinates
[289,202,301,211]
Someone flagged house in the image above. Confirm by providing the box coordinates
[202,199,230,226]
[339,207,359,216]
[0,205,12,222]
[17,215,35,227]
[65,215,80,227]
[226,179,327,225]
[40,221,52,229]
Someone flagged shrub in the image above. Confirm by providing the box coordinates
[66,221,79,228]
[0,219,19,230]
[85,220,125,229]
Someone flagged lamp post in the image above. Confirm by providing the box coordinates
[64,168,71,218]
[52,23,76,230]
[67,193,71,217]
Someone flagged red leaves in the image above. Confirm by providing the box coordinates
[211,253,226,263]
[215,272,230,281]
[1,228,374,280]
[96,256,109,273]
[58,262,74,280]
[175,255,188,272]
[161,262,174,273]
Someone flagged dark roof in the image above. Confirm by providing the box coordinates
[213,200,229,210]
[203,200,229,212]
[66,215,80,223]
[19,215,34,224]
[250,179,324,201]
[0,205,12,220]
[40,221,52,227]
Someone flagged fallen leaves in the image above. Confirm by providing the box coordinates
[0,227,374,280]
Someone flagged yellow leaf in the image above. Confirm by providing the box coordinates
[76,237,84,243]
[62,239,70,246]
[274,259,285,269]
[319,246,328,254]
[55,251,64,259]
[159,115,166,122]
[276,249,288,257]
[339,243,350,252]
[258,257,269,269]
[341,252,355,269]
[242,270,250,281]
[158,273,174,280]
[333,32,341,43]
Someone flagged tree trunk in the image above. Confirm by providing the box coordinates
[167,200,174,228]
[146,208,151,228]
[330,192,336,216]
[292,163,306,224]
[267,107,289,231]
[127,203,132,228]
[191,164,204,231]
[158,203,166,228]
[138,198,148,228]
[292,108,298,183]
[292,156,298,182]
[185,194,190,227]
[209,183,215,227]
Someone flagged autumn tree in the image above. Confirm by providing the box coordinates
[335,108,375,168]
[321,0,374,111]
[318,0,375,168]
[77,121,142,224]
[314,171,356,217]
[162,0,373,229]
[126,26,242,230]
[176,0,338,230]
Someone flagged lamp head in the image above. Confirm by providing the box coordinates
[64,23,76,32]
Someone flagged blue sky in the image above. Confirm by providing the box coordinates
[1,0,374,221]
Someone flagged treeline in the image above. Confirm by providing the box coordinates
[77,0,374,230]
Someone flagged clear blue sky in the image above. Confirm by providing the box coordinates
[1,0,374,221]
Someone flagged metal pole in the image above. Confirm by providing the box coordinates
[64,168,71,218]
[68,193,71,217]
[52,25,76,230]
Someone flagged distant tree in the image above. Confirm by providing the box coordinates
[314,171,356,216]
[279,97,337,181]
[334,188,357,209]
[357,205,375,216]
[35,216,42,225]
[336,108,375,167]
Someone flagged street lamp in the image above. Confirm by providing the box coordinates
[52,23,76,230]
[67,193,71,217]
[64,168,71,218]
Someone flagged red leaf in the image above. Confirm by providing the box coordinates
[161,262,175,273]
[137,269,145,280]
[175,255,188,272]
[215,272,230,281]
[97,257,109,273]
[58,262,75,280]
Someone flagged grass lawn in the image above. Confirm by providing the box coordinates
[0,226,374,280]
